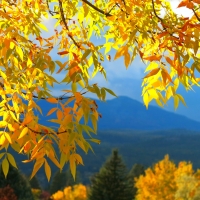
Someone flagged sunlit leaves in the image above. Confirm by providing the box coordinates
[135,155,200,200]
[0,0,200,181]
[51,184,87,200]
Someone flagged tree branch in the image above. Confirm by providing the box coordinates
[46,0,59,16]
[58,0,80,48]
[192,8,200,22]
[81,0,112,17]
[152,0,163,21]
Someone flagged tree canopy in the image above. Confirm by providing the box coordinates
[0,0,200,180]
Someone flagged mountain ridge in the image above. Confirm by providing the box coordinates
[35,96,200,131]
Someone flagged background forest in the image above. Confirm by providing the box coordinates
[2,96,200,199]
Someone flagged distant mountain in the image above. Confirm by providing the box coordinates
[36,96,200,131]
[95,96,200,131]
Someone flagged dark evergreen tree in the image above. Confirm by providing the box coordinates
[66,167,81,186]
[128,164,145,198]
[50,168,81,195]
[88,149,133,200]
[0,164,34,200]
[28,175,42,190]
[49,170,67,195]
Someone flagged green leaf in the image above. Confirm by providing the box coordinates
[2,158,9,178]
[81,49,91,61]
[101,88,106,101]
[103,87,117,97]
[0,153,5,160]
[44,160,51,181]
[72,83,77,92]
[88,138,101,144]
[60,152,67,169]
[70,154,76,180]
[90,115,97,132]
[7,153,17,168]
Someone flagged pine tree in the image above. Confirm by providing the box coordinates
[0,164,34,200]
[65,168,81,187]
[29,175,42,190]
[128,164,145,199]
[88,149,133,200]
[50,170,67,195]
[50,168,81,195]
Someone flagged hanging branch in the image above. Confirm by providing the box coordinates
[81,0,112,17]
[58,0,80,48]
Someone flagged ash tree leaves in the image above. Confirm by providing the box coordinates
[1,0,200,181]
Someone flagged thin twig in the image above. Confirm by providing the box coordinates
[192,8,200,22]
[46,0,58,16]
[58,0,80,48]
[152,0,163,21]
[81,0,112,17]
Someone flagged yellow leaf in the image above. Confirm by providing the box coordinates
[46,107,58,116]
[5,133,12,144]
[145,62,158,73]
[174,95,179,110]
[38,23,48,31]
[48,152,61,168]
[56,110,63,120]
[143,92,149,108]
[9,111,18,121]
[7,153,17,168]
[44,160,51,181]
[114,46,127,60]
[8,124,15,131]
[31,158,45,179]
[46,98,58,104]
[16,46,23,61]
[177,94,187,106]
[0,134,6,145]
[70,154,76,180]
[0,121,7,128]
[2,158,9,178]
[143,68,160,79]
[124,52,131,68]
[22,115,33,125]
[10,41,15,49]
[18,127,28,139]
[74,154,84,165]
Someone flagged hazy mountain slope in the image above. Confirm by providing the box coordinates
[35,96,200,131]
[95,96,200,131]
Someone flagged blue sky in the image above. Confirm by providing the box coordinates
[39,0,200,122]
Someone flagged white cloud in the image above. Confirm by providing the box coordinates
[169,0,193,18]
[39,1,193,101]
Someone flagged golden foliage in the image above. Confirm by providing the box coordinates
[135,155,200,200]
[1,0,200,179]
[51,184,87,200]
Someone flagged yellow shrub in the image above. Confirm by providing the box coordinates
[135,155,200,200]
[51,184,87,200]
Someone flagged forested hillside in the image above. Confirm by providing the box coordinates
[13,129,200,187]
